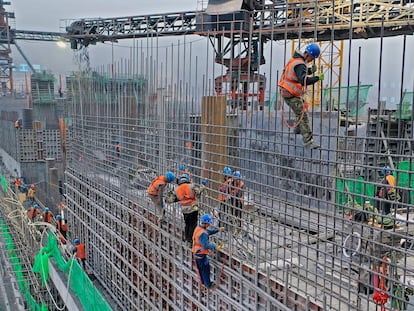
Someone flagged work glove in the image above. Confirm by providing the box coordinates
[216,242,224,251]
[201,179,207,186]
[311,64,317,74]
[318,73,325,81]
[219,227,225,233]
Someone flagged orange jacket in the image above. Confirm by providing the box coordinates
[42,212,52,223]
[218,178,232,202]
[278,57,306,98]
[192,226,210,255]
[28,208,39,220]
[76,244,86,259]
[176,183,196,207]
[230,180,244,199]
[147,176,167,196]
[379,175,396,198]
[57,220,68,232]
[15,178,22,187]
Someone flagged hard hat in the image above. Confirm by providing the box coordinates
[305,43,321,58]
[165,171,176,183]
[179,164,186,171]
[45,208,49,212]
[56,215,62,220]
[33,204,39,209]
[381,166,392,175]
[200,214,212,225]
[223,167,232,176]
[233,171,241,178]
[178,174,190,185]
[74,239,80,245]
[30,184,35,189]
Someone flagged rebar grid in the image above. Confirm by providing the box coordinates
[64,21,414,311]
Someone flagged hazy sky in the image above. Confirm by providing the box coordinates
[8,1,414,105]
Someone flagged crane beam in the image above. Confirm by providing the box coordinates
[64,1,414,47]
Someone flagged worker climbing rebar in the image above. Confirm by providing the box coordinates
[56,215,68,244]
[42,207,53,223]
[229,170,244,234]
[192,214,224,290]
[176,174,206,247]
[278,43,324,149]
[218,167,232,228]
[147,171,176,222]
[27,204,40,222]
[74,239,86,270]
[27,184,36,204]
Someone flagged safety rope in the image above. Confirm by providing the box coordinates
[278,78,308,129]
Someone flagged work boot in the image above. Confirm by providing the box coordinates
[294,127,301,135]
[206,282,216,289]
[304,140,320,149]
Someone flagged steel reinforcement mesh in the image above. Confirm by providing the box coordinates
[63,24,414,311]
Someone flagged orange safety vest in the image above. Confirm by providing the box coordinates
[278,57,306,98]
[43,212,52,223]
[28,208,39,220]
[176,183,196,206]
[192,226,210,255]
[147,176,167,196]
[15,178,22,187]
[218,177,233,201]
[230,180,244,198]
[57,220,68,232]
[379,175,396,198]
[76,244,86,259]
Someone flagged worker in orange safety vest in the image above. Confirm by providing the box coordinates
[42,207,53,223]
[147,172,176,222]
[218,166,233,227]
[27,204,40,222]
[74,239,86,270]
[56,215,68,244]
[27,184,36,203]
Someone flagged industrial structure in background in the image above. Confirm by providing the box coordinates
[0,0,413,310]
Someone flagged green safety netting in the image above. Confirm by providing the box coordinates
[1,175,8,193]
[336,176,375,206]
[323,84,372,117]
[33,233,112,311]
[397,161,414,204]
[0,220,47,311]
[395,92,413,120]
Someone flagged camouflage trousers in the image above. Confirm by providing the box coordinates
[283,96,312,143]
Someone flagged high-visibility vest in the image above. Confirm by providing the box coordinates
[15,178,22,187]
[218,178,232,202]
[192,226,210,255]
[230,180,244,198]
[28,208,39,220]
[43,212,52,223]
[176,183,196,206]
[76,244,86,259]
[28,188,35,198]
[147,176,167,196]
[57,220,68,232]
[278,57,306,98]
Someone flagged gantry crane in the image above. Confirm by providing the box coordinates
[63,0,414,108]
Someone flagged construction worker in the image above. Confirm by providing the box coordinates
[218,167,233,227]
[27,204,40,222]
[56,215,68,244]
[229,171,244,233]
[177,164,191,181]
[27,184,36,203]
[176,174,206,247]
[14,176,22,192]
[74,239,86,270]
[147,172,176,222]
[278,43,324,149]
[14,119,20,129]
[115,141,121,158]
[378,166,400,215]
[42,207,53,223]
[192,214,224,289]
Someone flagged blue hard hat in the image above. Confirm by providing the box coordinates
[381,166,392,175]
[223,167,232,176]
[305,43,321,58]
[233,171,241,178]
[56,215,62,220]
[179,164,186,171]
[45,208,49,212]
[165,171,176,183]
[74,239,80,245]
[178,174,190,185]
[200,214,212,225]
[34,204,39,209]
